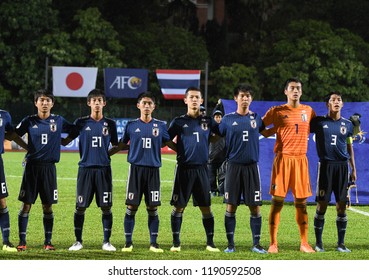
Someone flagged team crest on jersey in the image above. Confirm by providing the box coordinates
[102,126,109,136]
[301,111,307,122]
[50,120,57,132]
[152,127,159,137]
[0,118,3,127]
[250,120,257,129]
[128,192,135,200]
[340,125,347,135]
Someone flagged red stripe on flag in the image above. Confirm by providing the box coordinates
[156,69,200,74]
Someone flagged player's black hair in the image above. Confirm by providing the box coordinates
[34,89,55,103]
[284,77,303,90]
[324,91,343,103]
[234,84,254,97]
[185,86,202,97]
[137,91,156,104]
[87,89,106,102]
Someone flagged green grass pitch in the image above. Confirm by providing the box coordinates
[1,151,369,260]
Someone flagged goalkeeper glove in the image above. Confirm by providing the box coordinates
[349,113,361,136]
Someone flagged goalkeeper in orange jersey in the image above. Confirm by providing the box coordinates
[262,77,316,253]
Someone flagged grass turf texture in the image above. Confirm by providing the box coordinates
[1,151,369,260]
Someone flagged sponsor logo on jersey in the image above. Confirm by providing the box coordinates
[323,124,328,128]
[85,126,91,130]
[232,121,238,126]
[135,128,140,132]
[152,127,159,137]
[183,124,189,128]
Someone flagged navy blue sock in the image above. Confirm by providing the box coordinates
[170,209,183,246]
[225,211,236,248]
[18,211,29,244]
[147,209,159,244]
[336,213,347,245]
[202,213,215,246]
[43,212,54,244]
[314,210,325,246]
[0,207,10,243]
[250,214,262,246]
[74,209,85,242]
[124,208,136,245]
[102,209,113,243]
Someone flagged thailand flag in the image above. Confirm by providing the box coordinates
[52,66,98,97]
[156,69,201,100]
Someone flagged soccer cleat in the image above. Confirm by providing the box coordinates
[300,242,315,253]
[252,244,268,254]
[44,242,55,251]
[102,242,116,251]
[170,245,181,252]
[337,244,351,253]
[268,244,279,254]
[2,242,17,252]
[121,243,133,252]
[315,244,325,252]
[69,241,83,251]
[149,243,164,253]
[17,243,27,252]
[206,244,220,252]
[224,246,236,253]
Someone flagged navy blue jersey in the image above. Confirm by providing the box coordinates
[122,118,170,167]
[310,115,353,161]
[16,114,75,163]
[0,110,13,154]
[218,112,265,164]
[72,116,118,167]
[168,114,216,165]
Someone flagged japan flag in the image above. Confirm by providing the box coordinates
[52,66,98,97]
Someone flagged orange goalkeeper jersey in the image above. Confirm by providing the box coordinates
[262,104,316,156]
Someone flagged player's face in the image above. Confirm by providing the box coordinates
[88,96,106,113]
[184,90,203,110]
[137,97,155,115]
[235,91,252,109]
[35,95,54,114]
[327,94,343,113]
[285,82,302,101]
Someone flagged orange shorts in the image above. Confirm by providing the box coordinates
[269,153,312,199]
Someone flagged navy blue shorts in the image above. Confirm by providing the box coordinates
[170,164,211,208]
[76,166,113,208]
[224,162,263,206]
[18,162,57,204]
[315,161,349,203]
[125,164,161,207]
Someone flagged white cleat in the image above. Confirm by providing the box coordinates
[69,241,83,251]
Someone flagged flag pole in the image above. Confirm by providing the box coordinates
[45,56,49,90]
[204,61,209,113]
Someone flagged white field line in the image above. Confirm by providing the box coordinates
[347,206,369,217]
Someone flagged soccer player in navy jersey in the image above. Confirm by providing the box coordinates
[0,109,27,252]
[109,91,171,253]
[218,84,268,254]
[65,89,118,252]
[310,92,357,253]
[15,89,75,251]
[168,87,220,253]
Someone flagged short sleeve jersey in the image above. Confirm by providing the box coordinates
[310,115,353,161]
[168,114,215,165]
[122,118,170,167]
[72,116,118,167]
[16,114,75,163]
[0,110,13,154]
[218,111,265,164]
[262,104,316,156]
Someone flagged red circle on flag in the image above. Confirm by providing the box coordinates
[66,72,83,90]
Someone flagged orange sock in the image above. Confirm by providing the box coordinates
[295,201,309,244]
[269,200,284,245]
